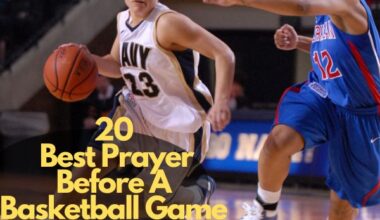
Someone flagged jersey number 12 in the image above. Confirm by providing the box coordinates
[313,50,342,80]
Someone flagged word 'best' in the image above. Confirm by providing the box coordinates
[40,144,194,174]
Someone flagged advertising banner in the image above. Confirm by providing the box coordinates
[205,120,329,177]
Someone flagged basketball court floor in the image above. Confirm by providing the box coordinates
[211,184,380,220]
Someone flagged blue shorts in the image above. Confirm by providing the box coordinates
[275,82,380,208]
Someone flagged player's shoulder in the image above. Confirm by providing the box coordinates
[340,0,367,16]
[155,10,200,50]
[156,10,194,31]
[115,10,129,33]
[116,10,129,23]
[323,0,364,15]
[327,0,368,35]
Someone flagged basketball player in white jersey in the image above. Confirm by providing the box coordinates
[56,0,235,212]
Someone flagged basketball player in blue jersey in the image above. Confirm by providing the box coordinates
[204,0,380,219]
[55,0,235,214]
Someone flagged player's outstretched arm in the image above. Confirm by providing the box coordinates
[156,12,235,131]
[274,24,312,53]
[203,0,367,35]
[204,0,350,16]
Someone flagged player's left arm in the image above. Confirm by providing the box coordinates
[156,12,235,131]
[204,0,368,34]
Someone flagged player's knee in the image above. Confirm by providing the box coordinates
[262,135,283,157]
[262,125,303,157]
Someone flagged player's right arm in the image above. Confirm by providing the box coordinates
[90,12,123,79]
[274,24,312,53]
[204,0,367,35]
[91,34,122,79]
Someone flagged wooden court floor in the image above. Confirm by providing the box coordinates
[211,185,380,220]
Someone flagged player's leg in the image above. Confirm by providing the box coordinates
[165,174,216,205]
[171,123,215,207]
[127,133,213,220]
[242,82,333,220]
[54,147,118,205]
[329,190,358,220]
[160,126,214,206]
[119,89,215,211]
[258,124,304,192]
[144,122,214,207]
[242,125,304,219]
[326,106,380,215]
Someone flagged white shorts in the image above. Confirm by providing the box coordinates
[98,89,210,163]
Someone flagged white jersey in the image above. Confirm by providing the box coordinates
[117,3,213,134]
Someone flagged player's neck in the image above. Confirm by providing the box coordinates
[129,8,154,27]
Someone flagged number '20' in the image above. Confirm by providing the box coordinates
[95,117,134,141]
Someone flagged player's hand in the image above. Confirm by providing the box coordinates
[203,0,242,7]
[207,100,231,131]
[274,24,298,51]
[58,43,91,54]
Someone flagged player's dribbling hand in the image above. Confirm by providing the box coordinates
[274,24,298,51]
[59,43,91,54]
[207,100,231,131]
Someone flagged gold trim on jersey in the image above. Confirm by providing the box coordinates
[189,132,195,156]
[200,122,209,163]
[152,11,213,122]
[192,51,214,107]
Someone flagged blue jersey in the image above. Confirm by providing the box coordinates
[275,0,380,207]
[310,0,380,110]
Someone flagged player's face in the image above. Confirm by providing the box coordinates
[125,0,158,17]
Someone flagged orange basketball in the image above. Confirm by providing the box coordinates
[43,44,98,102]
